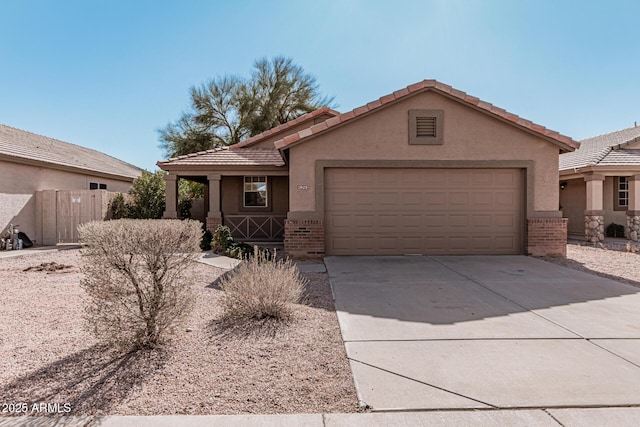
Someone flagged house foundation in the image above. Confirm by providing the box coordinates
[627,212,640,241]
[527,218,567,257]
[284,217,324,258]
[584,212,605,243]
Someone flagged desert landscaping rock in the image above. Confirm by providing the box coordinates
[0,250,358,417]
[542,243,640,286]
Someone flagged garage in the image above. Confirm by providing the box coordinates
[272,80,577,258]
[324,167,524,255]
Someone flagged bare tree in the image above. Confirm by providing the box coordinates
[79,219,202,349]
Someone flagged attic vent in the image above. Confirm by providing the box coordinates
[416,116,437,137]
[409,109,444,145]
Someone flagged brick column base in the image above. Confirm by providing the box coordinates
[627,214,640,241]
[527,218,567,257]
[206,216,222,232]
[285,218,324,259]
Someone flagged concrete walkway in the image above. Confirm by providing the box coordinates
[325,255,640,412]
[0,245,80,259]
[4,408,640,426]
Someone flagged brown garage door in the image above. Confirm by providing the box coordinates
[324,168,524,255]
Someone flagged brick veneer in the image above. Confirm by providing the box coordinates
[527,218,567,257]
[285,218,324,258]
[206,216,222,232]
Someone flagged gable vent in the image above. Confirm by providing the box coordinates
[416,116,437,137]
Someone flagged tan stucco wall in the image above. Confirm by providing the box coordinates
[287,91,560,215]
[221,176,289,215]
[247,113,335,149]
[560,176,630,235]
[0,160,133,244]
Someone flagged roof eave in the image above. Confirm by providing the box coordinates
[275,86,579,153]
[157,162,288,173]
[230,107,341,149]
[1,153,140,181]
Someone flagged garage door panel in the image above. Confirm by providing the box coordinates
[424,192,446,205]
[495,214,516,228]
[449,215,469,227]
[448,172,470,185]
[329,214,352,228]
[494,171,518,186]
[328,191,352,207]
[424,214,447,227]
[378,192,399,205]
[449,192,469,206]
[472,214,492,228]
[401,170,424,185]
[354,192,376,205]
[495,236,517,250]
[325,168,523,255]
[470,171,494,186]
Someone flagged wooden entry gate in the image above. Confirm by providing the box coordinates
[36,189,115,245]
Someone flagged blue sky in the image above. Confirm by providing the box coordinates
[1,1,639,171]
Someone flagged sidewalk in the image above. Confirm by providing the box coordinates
[0,244,81,259]
[2,408,640,426]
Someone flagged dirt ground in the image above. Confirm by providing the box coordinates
[0,249,358,416]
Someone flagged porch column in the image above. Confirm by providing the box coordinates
[584,174,605,243]
[626,174,640,241]
[206,174,222,231]
[163,173,178,219]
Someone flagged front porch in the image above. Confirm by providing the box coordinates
[163,172,289,243]
[560,173,640,243]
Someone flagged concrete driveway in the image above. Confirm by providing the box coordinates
[325,255,640,411]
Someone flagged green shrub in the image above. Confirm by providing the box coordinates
[219,249,306,321]
[178,199,192,219]
[606,223,625,238]
[210,225,256,259]
[128,171,167,219]
[212,225,234,253]
[78,219,202,349]
[201,228,213,251]
[108,192,130,219]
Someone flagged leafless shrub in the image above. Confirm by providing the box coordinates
[219,249,306,322]
[78,219,202,349]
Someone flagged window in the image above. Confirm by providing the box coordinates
[244,176,267,207]
[615,176,629,210]
[89,182,107,190]
[409,109,444,145]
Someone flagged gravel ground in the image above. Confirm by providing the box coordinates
[0,250,358,417]
[541,244,640,287]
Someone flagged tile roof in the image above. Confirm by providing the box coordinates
[158,147,285,167]
[230,107,340,149]
[559,126,640,171]
[0,124,142,179]
[598,149,640,166]
[273,79,579,152]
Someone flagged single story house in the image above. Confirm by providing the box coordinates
[0,124,142,245]
[158,80,578,258]
[559,125,640,242]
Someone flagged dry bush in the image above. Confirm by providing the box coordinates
[78,219,202,349]
[219,249,306,322]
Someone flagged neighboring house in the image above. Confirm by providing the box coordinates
[159,80,578,258]
[559,125,640,242]
[0,124,142,245]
